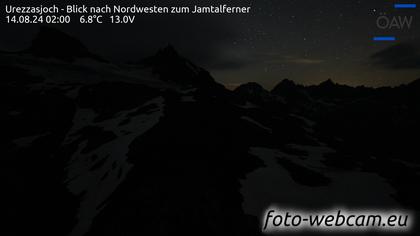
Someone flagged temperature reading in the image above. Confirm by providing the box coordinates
[80,15,103,24]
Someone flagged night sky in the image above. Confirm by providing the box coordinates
[1,0,420,89]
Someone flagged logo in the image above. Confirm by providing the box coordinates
[373,3,416,41]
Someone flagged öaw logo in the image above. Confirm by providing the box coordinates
[373,3,416,41]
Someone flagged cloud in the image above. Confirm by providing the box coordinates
[263,55,324,65]
[287,58,324,65]
[371,42,420,69]
[210,60,250,70]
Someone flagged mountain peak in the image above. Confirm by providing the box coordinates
[144,44,184,64]
[279,78,296,87]
[142,45,223,89]
[271,79,299,95]
[234,82,274,104]
[281,78,296,84]
[235,82,267,94]
[319,79,335,87]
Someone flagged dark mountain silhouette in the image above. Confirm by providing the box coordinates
[407,77,420,92]
[21,27,106,62]
[271,78,301,93]
[271,79,311,109]
[235,82,269,97]
[141,45,224,91]
[2,28,420,236]
[234,82,273,104]
[306,79,374,102]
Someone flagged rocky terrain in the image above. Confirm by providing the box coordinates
[2,27,419,236]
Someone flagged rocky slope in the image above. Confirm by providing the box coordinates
[2,27,420,236]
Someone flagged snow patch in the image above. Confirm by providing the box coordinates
[241,116,272,133]
[241,147,399,218]
[64,97,165,236]
[238,102,258,109]
[181,96,196,102]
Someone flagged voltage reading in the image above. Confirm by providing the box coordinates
[110,15,136,24]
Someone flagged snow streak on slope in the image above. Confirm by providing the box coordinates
[240,116,272,133]
[65,97,165,236]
